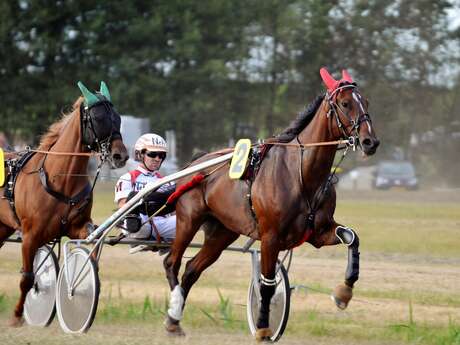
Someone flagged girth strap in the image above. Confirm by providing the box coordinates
[38,167,91,206]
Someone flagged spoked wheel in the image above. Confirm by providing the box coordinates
[24,245,59,327]
[56,246,100,333]
[247,263,290,342]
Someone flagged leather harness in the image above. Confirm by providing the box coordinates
[4,151,93,229]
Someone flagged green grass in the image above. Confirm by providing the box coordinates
[94,290,247,332]
[1,286,459,345]
[288,303,460,345]
[290,280,460,308]
[335,199,460,258]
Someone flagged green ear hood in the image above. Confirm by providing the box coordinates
[99,81,111,102]
[77,81,99,107]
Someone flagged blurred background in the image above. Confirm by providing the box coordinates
[1,3,460,344]
[1,0,460,187]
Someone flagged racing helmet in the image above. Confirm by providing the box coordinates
[134,133,167,161]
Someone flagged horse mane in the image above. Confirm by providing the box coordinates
[38,97,83,150]
[276,94,325,143]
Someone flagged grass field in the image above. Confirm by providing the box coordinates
[1,184,459,345]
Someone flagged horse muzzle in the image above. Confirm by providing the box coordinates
[360,136,380,156]
[110,138,129,168]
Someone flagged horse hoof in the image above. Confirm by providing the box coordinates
[255,328,272,342]
[8,316,24,328]
[164,316,186,337]
[331,283,353,310]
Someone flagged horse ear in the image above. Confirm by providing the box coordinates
[320,67,338,92]
[342,69,353,83]
[99,81,111,102]
[77,81,99,107]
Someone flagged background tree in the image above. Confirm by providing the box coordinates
[0,0,459,185]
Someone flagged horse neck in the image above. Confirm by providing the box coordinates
[295,100,338,195]
[44,111,89,190]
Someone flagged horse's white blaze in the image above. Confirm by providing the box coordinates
[352,92,365,113]
[168,285,184,320]
[352,91,373,134]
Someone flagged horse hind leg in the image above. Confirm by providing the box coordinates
[181,222,239,299]
[164,220,239,336]
[163,205,207,336]
[9,231,39,327]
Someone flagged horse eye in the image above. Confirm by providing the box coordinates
[341,101,349,108]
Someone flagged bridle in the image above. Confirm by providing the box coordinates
[80,97,122,159]
[36,97,122,227]
[288,85,374,245]
[326,83,373,152]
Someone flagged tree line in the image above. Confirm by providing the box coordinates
[1,0,459,185]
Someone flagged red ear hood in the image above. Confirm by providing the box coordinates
[320,67,355,93]
[342,69,353,83]
[320,67,339,93]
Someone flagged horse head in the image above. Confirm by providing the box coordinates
[320,68,380,156]
[78,81,129,168]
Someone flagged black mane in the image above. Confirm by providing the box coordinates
[276,95,324,143]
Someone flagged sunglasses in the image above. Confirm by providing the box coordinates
[145,151,166,159]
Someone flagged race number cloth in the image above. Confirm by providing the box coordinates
[229,139,251,179]
[0,148,4,187]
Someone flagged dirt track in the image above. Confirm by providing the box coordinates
[0,243,459,345]
[0,189,459,344]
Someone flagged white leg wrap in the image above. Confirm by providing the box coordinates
[167,285,184,321]
[260,274,277,286]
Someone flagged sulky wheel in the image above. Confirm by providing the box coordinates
[24,245,59,327]
[247,262,290,342]
[56,246,100,333]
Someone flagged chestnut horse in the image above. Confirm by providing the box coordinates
[0,82,128,326]
[163,68,380,340]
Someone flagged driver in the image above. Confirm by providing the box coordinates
[114,133,176,254]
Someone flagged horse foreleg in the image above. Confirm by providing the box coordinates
[165,225,239,336]
[309,222,360,310]
[332,225,360,309]
[256,232,280,341]
[9,232,38,327]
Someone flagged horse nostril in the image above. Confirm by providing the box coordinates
[112,153,121,161]
[362,138,372,147]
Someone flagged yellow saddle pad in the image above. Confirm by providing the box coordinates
[0,148,5,187]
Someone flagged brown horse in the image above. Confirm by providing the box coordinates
[162,68,380,339]
[0,82,128,326]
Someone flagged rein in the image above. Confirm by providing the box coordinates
[28,148,100,157]
[265,138,349,148]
